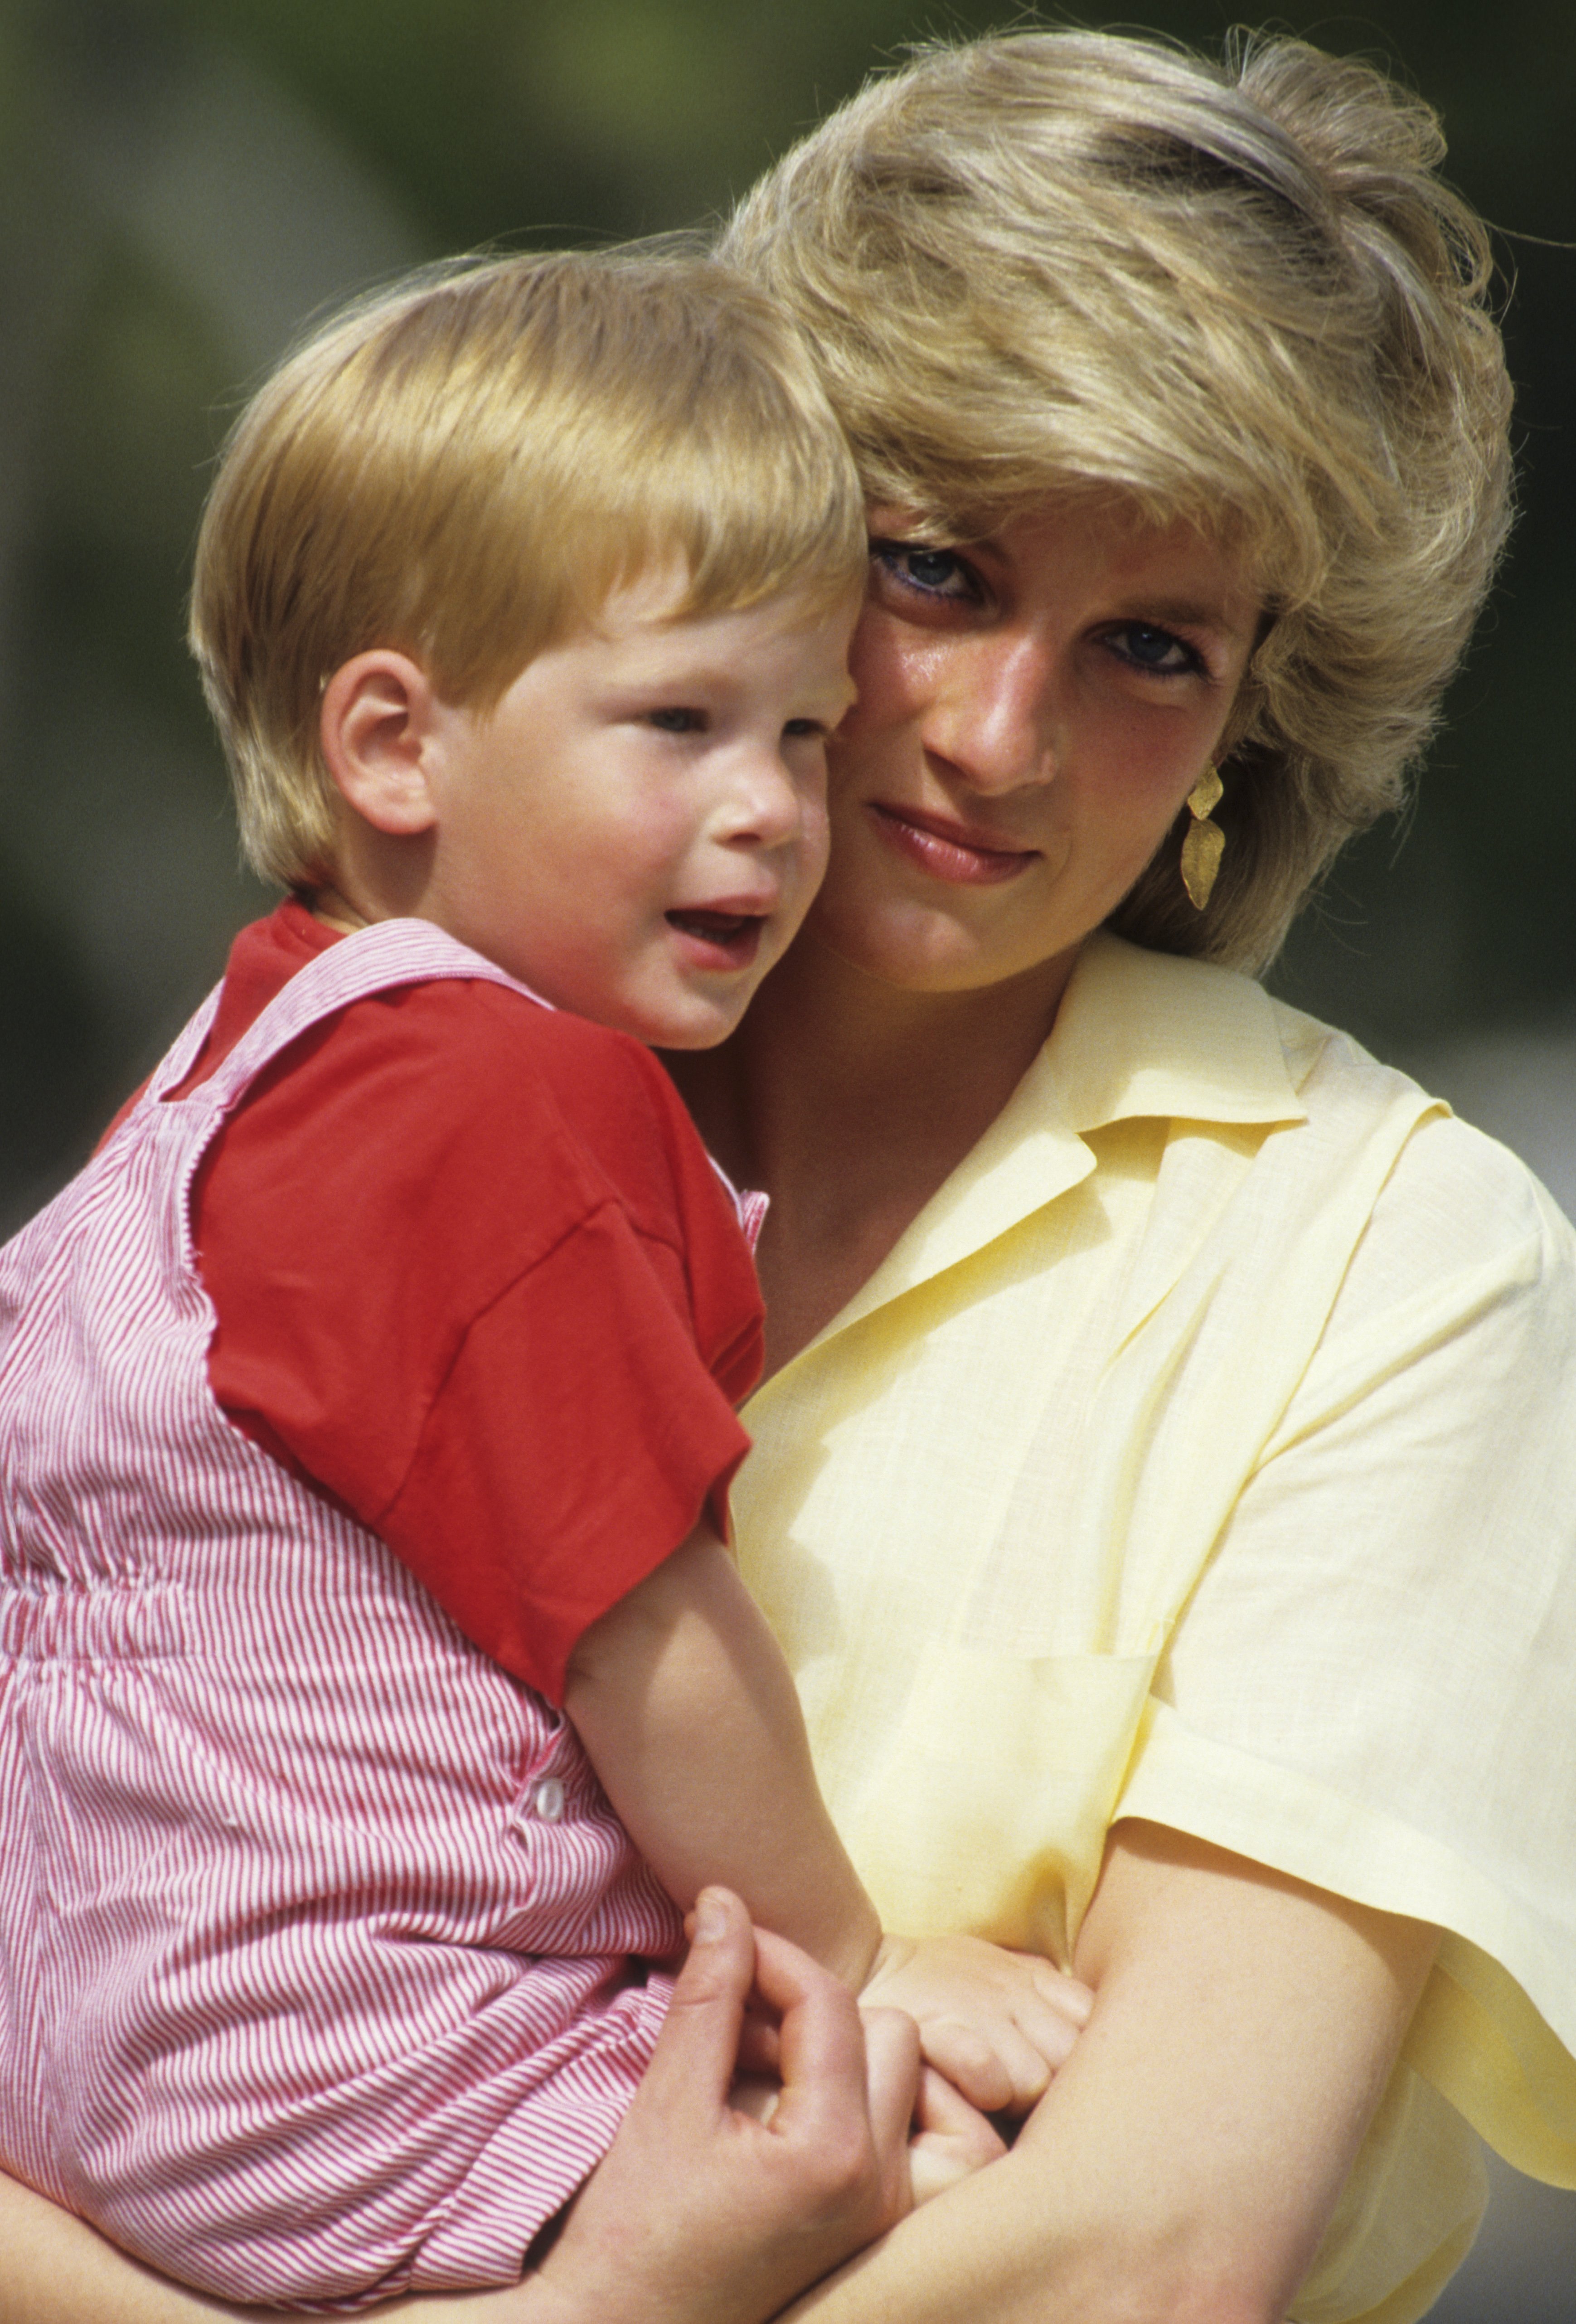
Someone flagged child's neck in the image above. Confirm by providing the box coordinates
[301,883,371,938]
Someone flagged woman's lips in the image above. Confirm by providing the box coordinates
[868,802,1041,886]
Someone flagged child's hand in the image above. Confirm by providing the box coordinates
[740,2032,1009,2208]
[906,2063,1008,2204]
[861,1932,1093,2115]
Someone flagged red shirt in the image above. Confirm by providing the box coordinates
[160,902,763,1703]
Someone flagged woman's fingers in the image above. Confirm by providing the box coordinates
[541,1892,910,2323]
[861,2005,924,2150]
[734,2011,783,2077]
[755,1922,911,2178]
[649,1886,756,2116]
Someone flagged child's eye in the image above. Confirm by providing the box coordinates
[1105,623,1202,677]
[781,718,828,740]
[648,707,707,733]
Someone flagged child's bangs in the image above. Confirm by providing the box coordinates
[561,420,869,634]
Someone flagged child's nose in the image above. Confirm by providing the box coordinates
[723,745,809,845]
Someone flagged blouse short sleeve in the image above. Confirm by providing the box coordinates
[1122,1106,1576,2193]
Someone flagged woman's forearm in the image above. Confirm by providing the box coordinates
[777,1822,1440,2324]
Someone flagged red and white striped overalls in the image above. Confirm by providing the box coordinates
[0,920,682,2310]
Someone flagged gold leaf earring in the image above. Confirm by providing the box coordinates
[1180,765,1225,910]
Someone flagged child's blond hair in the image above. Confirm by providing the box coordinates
[720,31,1513,971]
[191,247,868,890]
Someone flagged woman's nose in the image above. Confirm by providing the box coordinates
[925,631,1059,795]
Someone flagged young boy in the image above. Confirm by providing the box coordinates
[0,250,1082,2310]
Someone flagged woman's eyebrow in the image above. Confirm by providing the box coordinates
[1126,595,1256,640]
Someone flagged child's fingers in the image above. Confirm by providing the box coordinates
[1026,1954,1094,2025]
[914,2017,1020,2114]
[913,2061,1010,2153]
[907,2066,1008,2206]
[860,2004,924,2182]
[1009,1986,1086,2074]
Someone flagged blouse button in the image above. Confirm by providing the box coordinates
[532,1776,567,1823]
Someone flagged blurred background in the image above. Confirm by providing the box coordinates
[0,1,1570,2313]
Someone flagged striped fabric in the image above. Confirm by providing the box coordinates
[0,920,683,2312]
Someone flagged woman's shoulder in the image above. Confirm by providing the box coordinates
[1261,986,1573,1266]
[1077,937,1573,1306]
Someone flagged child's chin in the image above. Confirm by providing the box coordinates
[649,1006,750,1052]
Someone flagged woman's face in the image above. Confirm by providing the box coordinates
[810,495,1261,998]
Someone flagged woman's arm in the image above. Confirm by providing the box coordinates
[0,1892,920,2324]
[777,1820,1440,2324]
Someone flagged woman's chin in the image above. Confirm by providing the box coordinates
[801,899,1076,1000]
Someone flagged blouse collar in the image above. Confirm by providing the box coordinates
[786,933,1309,1357]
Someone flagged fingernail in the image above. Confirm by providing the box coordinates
[693,1888,726,1942]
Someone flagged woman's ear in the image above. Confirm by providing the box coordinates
[320,651,442,836]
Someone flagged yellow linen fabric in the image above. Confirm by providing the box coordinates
[734,932,1576,2324]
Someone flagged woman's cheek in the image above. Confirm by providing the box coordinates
[844,607,939,732]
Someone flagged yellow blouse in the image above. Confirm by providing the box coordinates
[733,932,1576,2324]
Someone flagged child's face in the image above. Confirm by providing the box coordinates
[422,568,858,1047]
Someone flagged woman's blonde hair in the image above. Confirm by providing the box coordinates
[191,247,867,889]
[720,30,1513,970]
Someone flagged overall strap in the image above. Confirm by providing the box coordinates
[192,919,553,1117]
[143,985,227,1106]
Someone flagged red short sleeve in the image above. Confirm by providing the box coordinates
[187,910,764,1699]
[376,1202,753,1702]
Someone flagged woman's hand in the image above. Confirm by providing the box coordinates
[534,1888,919,2322]
[0,1889,919,2324]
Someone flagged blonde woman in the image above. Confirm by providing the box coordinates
[4,28,1572,2324]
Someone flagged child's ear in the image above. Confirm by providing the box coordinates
[320,651,442,836]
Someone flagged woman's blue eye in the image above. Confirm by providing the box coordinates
[873,541,975,600]
[1114,625,1196,673]
[906,550,959,589]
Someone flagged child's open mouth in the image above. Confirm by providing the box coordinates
[665,907,766,969]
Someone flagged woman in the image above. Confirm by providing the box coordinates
[5,25,1573,2324]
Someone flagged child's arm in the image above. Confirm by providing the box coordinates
[563,1531,1093,2120]
[563,1527,882,1987]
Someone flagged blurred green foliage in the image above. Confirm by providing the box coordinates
[1,0,1573,1226]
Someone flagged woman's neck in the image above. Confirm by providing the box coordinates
[670,934,1077,1375]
